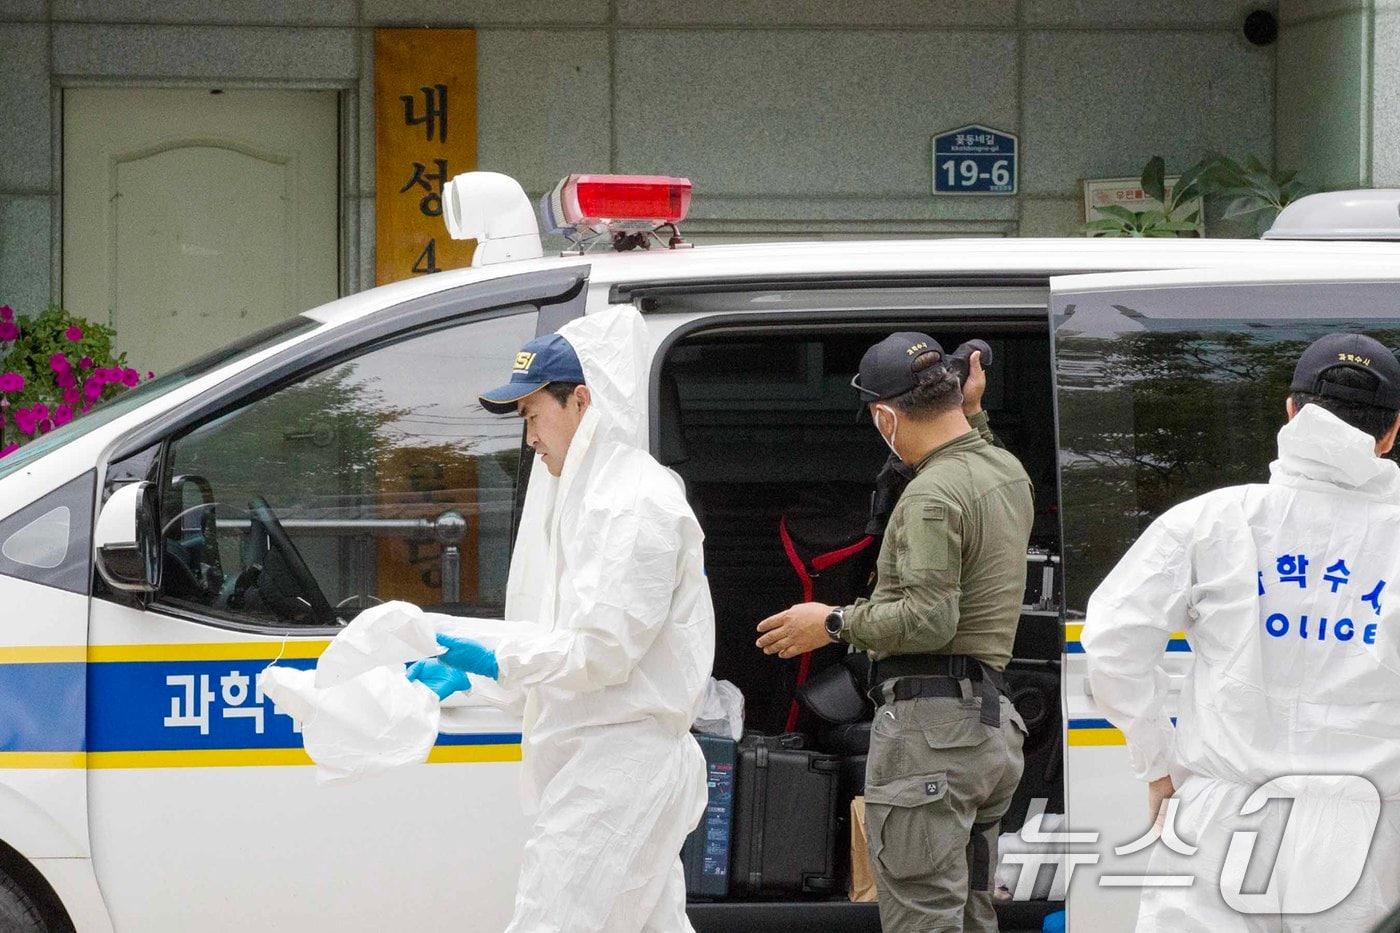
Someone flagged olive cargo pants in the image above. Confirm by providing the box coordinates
[864,690,1027,932]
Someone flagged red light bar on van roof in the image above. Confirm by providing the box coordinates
[541,174,693,238]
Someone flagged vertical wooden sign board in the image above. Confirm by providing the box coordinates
[374,28,480,607]
[375,27,477,284]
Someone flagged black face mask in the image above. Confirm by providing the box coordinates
[866,452,915,537]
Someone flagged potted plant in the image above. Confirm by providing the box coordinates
[1083,156,1210,237]
[0,304,152,457]
[1084,153,1312,238]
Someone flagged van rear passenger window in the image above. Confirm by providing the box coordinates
[1053,288,1400,616]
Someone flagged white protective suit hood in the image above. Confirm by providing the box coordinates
[503,306,652,624]
[1270,403,1400,500]
[1083,402,1400,930]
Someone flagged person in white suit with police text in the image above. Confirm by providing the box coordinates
[1084,333,1400,931]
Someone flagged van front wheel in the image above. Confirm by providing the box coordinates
[0,865,48,931]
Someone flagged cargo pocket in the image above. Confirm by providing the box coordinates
[910,698,990,750]
[864,772,950,882]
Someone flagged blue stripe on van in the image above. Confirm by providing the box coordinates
[1068,717,1177,730]
[0,656,519,755]
[0,662,85,751]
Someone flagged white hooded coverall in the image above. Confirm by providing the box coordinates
[485,306,714,933]
[1083,404,1400,931]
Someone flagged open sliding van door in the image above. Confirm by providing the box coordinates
[1049,264,1400,932]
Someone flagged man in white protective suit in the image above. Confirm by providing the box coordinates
[407,306,714,932]
[1083,332,1400,932]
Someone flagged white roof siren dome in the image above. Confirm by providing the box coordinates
[1264,189,1400,241]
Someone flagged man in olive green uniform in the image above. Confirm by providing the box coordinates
[757,332,1033,932]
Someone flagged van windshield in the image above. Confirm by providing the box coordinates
[0,316,320,483]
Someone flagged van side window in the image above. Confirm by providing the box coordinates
[0,471,94,594]
[156,309,538,629]
[1055,304,1400,615]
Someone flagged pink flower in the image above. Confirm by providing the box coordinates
[49,353,70,374]
[0,305,12,321]
[55,371,76,390]
[62,387,80,406]
[32,404,48,420]
[0,443,17,458]
[0,321,17,342]
[78,357,93,371]
[36,418,53,434]
[65,326,83,342]
[121,368,140,388]
[0,372,23,393]
[83,381,103,403]
[52,406,73,427]
[12,408,37,435]
[146,371,155,380]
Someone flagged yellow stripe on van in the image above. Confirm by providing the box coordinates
[87,641,331,663]
[1066,728,1126,746]
[1063,625,1187,647]
[87,749,315,769]
[428,744,522,765]
[0,646,87,663]
[0,752,89,768]
[0,746,522,770]
[0,642,331,663]
[76,744,521,770]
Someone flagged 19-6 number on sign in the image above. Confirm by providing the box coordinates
[942,158,1012,189]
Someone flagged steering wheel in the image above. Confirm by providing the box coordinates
[242,497,335,625]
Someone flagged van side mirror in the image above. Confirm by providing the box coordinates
[94,481,162,593]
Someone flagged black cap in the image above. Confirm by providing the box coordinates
[852,332,945,403]
[1291,333,1400,409]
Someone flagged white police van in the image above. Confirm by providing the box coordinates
[3,174,1400,932]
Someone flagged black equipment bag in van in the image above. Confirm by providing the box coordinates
[779,486,879,732]
[730,733,841,897]
[796,652,874,727]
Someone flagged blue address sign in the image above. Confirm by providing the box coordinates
[933,124,1018,195]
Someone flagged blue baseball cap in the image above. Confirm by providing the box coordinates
[478,333,586,414]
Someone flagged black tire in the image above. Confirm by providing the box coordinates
[0,864,47,932]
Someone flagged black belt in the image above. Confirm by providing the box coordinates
[868,653,1005,728]
[870,652,1002,685]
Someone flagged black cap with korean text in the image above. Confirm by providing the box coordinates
[1291,333,1400,409]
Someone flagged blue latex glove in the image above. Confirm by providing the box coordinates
[434,633,499,680]
[406,657,473,700]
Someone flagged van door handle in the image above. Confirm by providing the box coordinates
[281,423,333,446]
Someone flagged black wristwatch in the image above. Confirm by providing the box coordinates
[824,606,847,644]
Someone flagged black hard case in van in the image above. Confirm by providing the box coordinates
[730,733,841,896]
